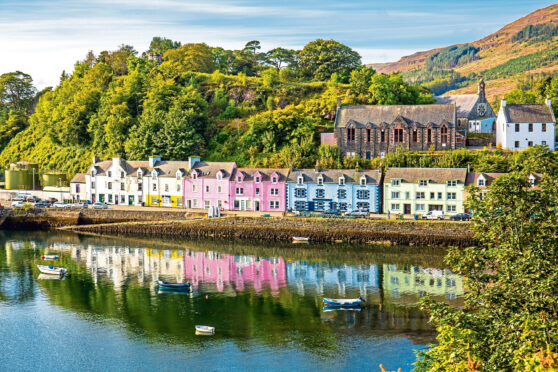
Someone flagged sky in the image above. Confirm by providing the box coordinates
[0,0,556,89]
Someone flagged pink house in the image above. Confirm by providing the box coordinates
[183,250,287,294]
[229,168,289,212]
[183,160,236,210]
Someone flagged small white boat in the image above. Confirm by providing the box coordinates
[323,297,365,307]
[38,274,65,280]
[292,236,310,242]
[41,254,59,260]
[195,325,215,335]
[37,264,67,276]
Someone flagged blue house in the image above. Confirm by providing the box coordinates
[286,168,382,213]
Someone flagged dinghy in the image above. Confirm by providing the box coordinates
[195,325,215,335]
[292,236,310,242]
[323,297,365,307]
[41,255,59,260]
[157,279,190,291]
[37,264,67,276]
[323,305,362,312]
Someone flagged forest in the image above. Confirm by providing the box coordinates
[0,37,434,175]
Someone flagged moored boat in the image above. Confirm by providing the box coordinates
[195,325,215,335]
[323,305,362,312]
[292,236,310,242]
[157,279,190,291]
[323,297,365,307]
[41,254,59,260]
[37,264,67,276]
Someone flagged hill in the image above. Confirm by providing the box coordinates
[370,4,558,99]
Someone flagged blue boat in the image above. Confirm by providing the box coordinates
[157,279,190,291]
[323,297,364,307]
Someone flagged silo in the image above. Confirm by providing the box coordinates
[5,162,39,190]
[42,171,68,187]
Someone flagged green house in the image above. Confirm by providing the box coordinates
[383,167,467,215]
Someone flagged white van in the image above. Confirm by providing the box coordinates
[421,210,445,220]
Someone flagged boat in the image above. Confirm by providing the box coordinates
[323,297,365,307]
[37,264,67,276]
[157,279,190,291]
[38,274,65,280]
[323,305,362,312]
[41,254,59,260]
[292,236,310,242]
[195,325,215,335]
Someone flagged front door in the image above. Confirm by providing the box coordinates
[255,200,260,211]
[129,195,134,205]
[404,204,411,214]
[99,194,105,203]
[187,200,192,209]
[240,200,246,211]
[308,202,315,211]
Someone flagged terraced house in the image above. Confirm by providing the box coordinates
[229,168,289,212]
[144,156,197,207]
[383,168,467,216]
[183,160,236,210]
[286,167,381,213]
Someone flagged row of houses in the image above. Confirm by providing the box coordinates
[70,155,532,215]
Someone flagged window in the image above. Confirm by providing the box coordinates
[337,189,347,199]
[391,191,400,199]
[339,202,348,211]
[193,199,197,207]
[447,192,456,200]
[542,123,547,132]
[427,128,432,142]
[108,171,112,177]
[295,188,306,198]
[416,204,425,211]
[366,128,371,142]
[270,201,280,209]
[528,141,533,147]
[412,129,417,142]
[365,151,371,160]
[217,173,222,181]
[542,141,547,145]
[153,183,157,191]
[380,130,385,143]
[515,123,520,132]
[297,176,303,185]
[255,176,261,183]
[176,197,183,206]
[294,201,306,210]
[447,180,457,187]
[234,200,240,209]
[137,183,142,191]
[205,185,210,193]
[338,177,345,186]
[514,141,520,148]
[192,185,196,192]
[529,176,536,187]
[237,176,242,182]
[270,188,279,196]
[347,127,356,142]
[360,177,366,186]
[441,126,448,143]
[391,179,400,186]
[217,186,222,193]
[528,123,533,132]
[430,192,435,199]
[394,128,403,143]
[478,178,485,187]
[317,176,324,186]
[316,189,325,198]
[121,183,124,191]
[236,187,244,195]
[120,195,125,203]
[204,200,210,209]
[316,201,325,210]
[108,182,112,190]
[271,177,277,183]
[416,192,425,200]
[176,184,181,192]
[357,190,370,199]
[356,202,369,210]
[108,194,113,203]
[405,192,410,199]
[419,180,428,186]
[255,188,260,195]
[217,200,222,208]
[447,205,456,212]
[91,182,95,189]
[120,172,124,178]
[391,204,400,211]
[165,184,169,192]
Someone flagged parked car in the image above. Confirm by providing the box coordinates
[74,202,88,209]
[13,195,26,202]
[33,201,50,208]
[450,213,471,221]
[322,209,341,216]
[345,210,368,218]
[421,210,445,220]
[92,202,108,210]
[52,202,67,209]
[11,201,24,208]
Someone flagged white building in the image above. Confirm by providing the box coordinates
[496,99,556,150]
[70,173,86,201]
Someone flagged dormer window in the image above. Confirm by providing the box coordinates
[152,171,157,179]
[477,178,485,187]
[271,176,277,184]
[108,171,112,177]
[90,170,95,177]
[447,180,457,187]
[317,176,324,186]
[237,176,242,182]
[391,179,400,186]
[192,173,197,179]
[338,177,345,186]
[216,173,222,181]
[255,176,261,183]
[297,176,303,185]
[419,180,428,187]
[529,175,536,186]
[120,172,124,178]
[176,173,181,180]
[137,170,142,178]
[360,176,366,186]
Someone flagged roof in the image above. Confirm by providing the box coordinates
[91,160,112,175]
[70,173,86,183]
[465,172,506,188]
[287,169,382,185]
[334,104,455,129]
[384,168,467,184]
[152,160,190,177]
[503,104,555,123]
[191,161,236,179]
[233,168,290,182]
[435,95,478,118]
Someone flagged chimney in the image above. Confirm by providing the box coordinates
[149,155,161,168]
[188,156,201,170]
[112,156,121,167]
[92,155,100,164]
[545,96,552,107]
[315,160,320,172]
[500,99,506,108]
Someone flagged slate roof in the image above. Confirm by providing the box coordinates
[70,173,86,183]
[287,169,382,185]
[334,104,456,129]
[151,160,190,177]
[91,161,112,175]
[190,161,236,179]
[384,168,467,184]
[233,168,290,182]
[435,95,478,118]
[465,172,506,188]
[503,104,555,123]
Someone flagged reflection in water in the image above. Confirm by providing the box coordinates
[0,231,464,371]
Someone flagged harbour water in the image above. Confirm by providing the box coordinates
[0,231,464,372]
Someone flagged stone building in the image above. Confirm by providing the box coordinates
[332,104,465,159]
[435,80,496,133]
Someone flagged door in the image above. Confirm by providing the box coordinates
[308,202,315,211]
[404,204,411,214]
[129,195,134,205]
[99,194,105,203]
[240,200,246,211]
[254,200,260,211]
[187,200,192,209]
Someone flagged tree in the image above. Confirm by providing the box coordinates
[349,66,376,103]
[162,43,216,74]
[298,39,361,82]
[147,36,181,55]
[0,71,36,112]
[263,48,297,70]
[243,40,261,56]
[416,168,558,370]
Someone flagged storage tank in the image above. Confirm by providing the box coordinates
[42,171,68,187]
[5,162,40,190]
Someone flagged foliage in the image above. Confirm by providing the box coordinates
[0,71,36,112]
[482,48,558,81]
[512,23,558,43]
[298,39,361,82]
[415,148,558,370]
[424,44,479,71]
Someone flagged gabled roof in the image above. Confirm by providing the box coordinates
[435,95,478,118]
[465,172,506,188]
[334,104,456,129]
[287,169,382,185]
[385,167,467,184]
[90,161,112,175]
[151,161,190,177]
[70,173,86,183]
[232,168,289,182]
[502,104,555,123]
[190,161,236,179]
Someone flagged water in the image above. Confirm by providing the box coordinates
[0,231,464,372]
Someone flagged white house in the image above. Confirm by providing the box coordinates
[143,156,198,207]
[496,99,556,150]
[70,173,86,201]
